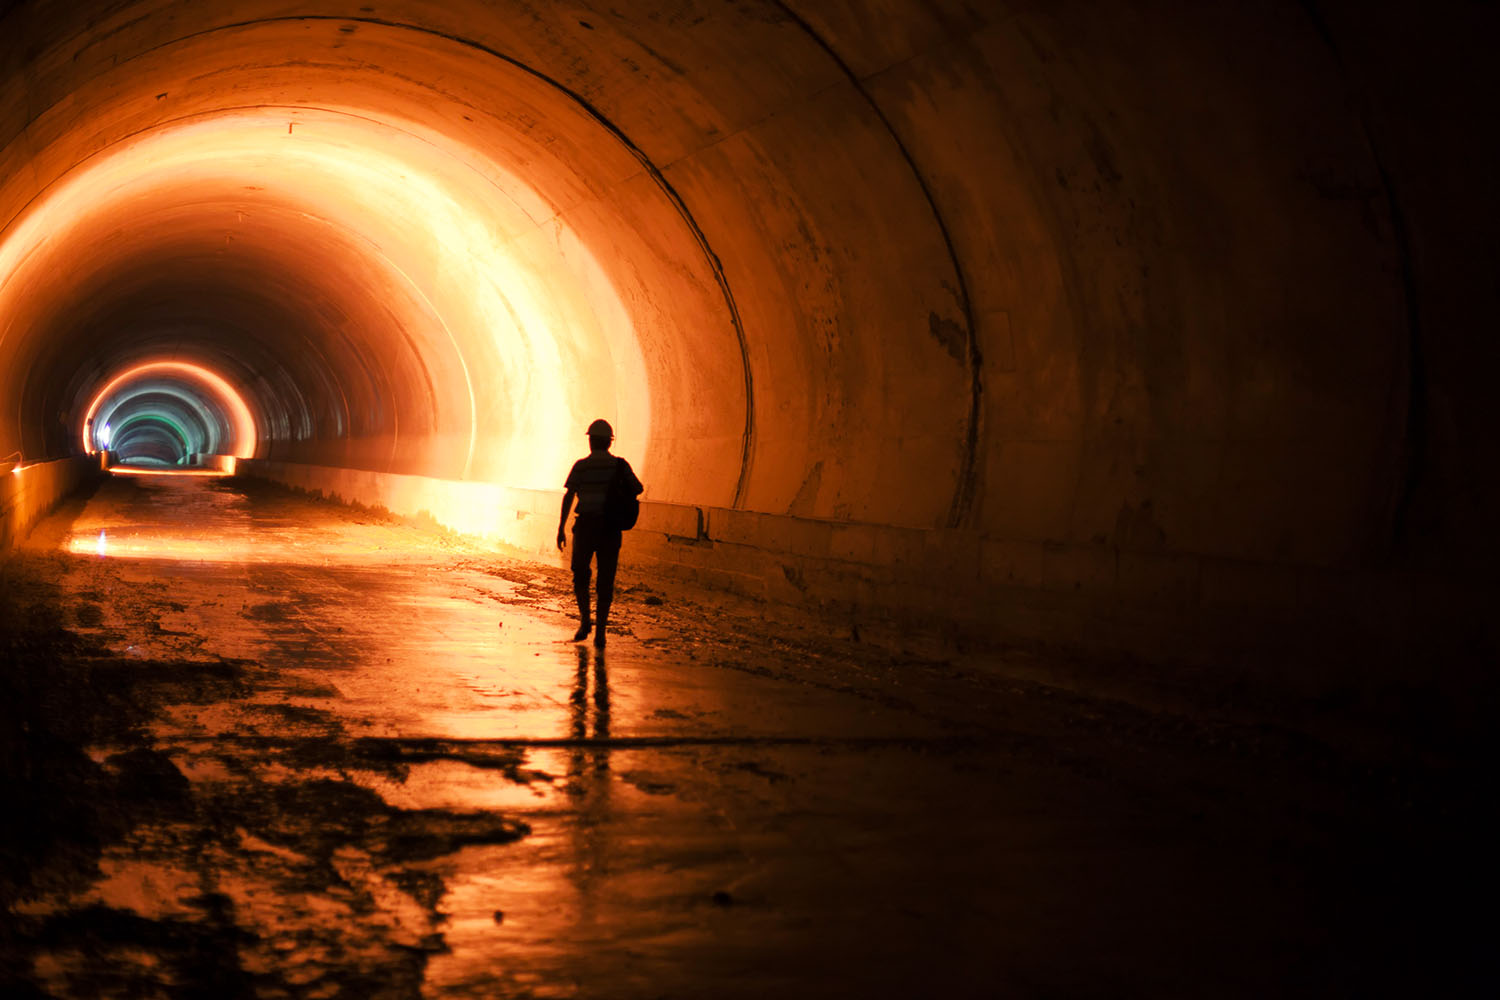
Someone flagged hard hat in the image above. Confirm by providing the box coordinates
[586,418,613,439]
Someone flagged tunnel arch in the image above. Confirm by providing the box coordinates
[109,411,193,467]
[0,2,981,528]
[84,361,258,464]
[1,16,758,499]
[2,0,1494,673]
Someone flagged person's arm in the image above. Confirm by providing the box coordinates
[557,488,576,550]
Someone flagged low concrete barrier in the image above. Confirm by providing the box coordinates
[1,455,103,552]
[237,459,1494,690]
[189,454,239,473]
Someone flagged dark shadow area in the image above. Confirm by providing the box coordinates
[0,568,255,994]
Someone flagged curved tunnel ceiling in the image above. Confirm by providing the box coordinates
[85,361,256,464]
[2,1,1481,569]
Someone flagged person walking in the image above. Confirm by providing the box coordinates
[557,418,644,647]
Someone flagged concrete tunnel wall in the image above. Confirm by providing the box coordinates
[1,2,1495,686]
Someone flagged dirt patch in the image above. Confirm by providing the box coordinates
[246,600,296,622]
[72,602,105,627]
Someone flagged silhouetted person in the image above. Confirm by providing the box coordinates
[557,418,643,647]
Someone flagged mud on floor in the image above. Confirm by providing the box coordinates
[0,567,536,998]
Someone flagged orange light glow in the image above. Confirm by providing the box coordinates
[83,361,257,458]
[60,508,479,566]
[109,467,233,478]
[1,106,651,491]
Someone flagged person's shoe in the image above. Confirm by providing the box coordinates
[572,621,592,642]
[593,628,606,649]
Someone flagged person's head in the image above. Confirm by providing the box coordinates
[587,418,613,451]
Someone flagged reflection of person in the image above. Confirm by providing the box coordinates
[557,419,643,647]
[570,645,610,744]
[567,645,611,916]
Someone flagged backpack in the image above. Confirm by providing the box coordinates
[604,458,640,531]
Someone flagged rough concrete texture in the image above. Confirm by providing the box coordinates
[0,457,100,552]
[0,473,1486,997]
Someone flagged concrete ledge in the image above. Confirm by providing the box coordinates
[189,454,239,473]
[637,501,701,540]
[238,460,1497,691]
[1,455,103,552]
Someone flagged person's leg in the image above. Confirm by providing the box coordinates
[570,520,596,640]
[593,529,622,647]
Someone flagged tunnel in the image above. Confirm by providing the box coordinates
[3,0,1497,656]
[0,0,1493,995]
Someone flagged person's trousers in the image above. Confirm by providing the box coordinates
[571,514,622,624]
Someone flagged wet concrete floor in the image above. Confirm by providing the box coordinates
[0,472,1484,997]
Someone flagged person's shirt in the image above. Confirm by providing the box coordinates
[565,451,643,516]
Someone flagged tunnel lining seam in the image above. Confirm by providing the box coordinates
[1296,0,1423,564]
[772,1,985,530]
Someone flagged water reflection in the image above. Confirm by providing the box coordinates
[570,644,612,744]
[567,645,613,927]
